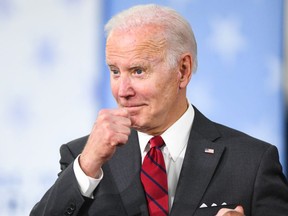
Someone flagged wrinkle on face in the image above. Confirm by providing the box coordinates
[133,38,167,61]
[106,27,167,67]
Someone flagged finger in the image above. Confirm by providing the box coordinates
[96,109,131,128]
[112,107,130,118]
[215,208,228,216]
[110,132,130,146]
[98,108,129,119]
[111,114,132,127]
[215,206,245,216]
[215,208,235,216]
[99,109,131,125]
[234,206,244,213]
[111,122,131,134]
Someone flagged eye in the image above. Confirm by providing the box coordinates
[134,68,143,75]
[109,67,120,77]
[111,69,119,75]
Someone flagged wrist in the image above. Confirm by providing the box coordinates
[79,154,102,178]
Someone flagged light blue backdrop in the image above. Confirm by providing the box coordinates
[0,0,286,215]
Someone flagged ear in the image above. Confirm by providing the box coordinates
[178,53,193,89]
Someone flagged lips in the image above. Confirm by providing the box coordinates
[122,104,145,114]
[123,104,142,108]
[123,105,142,109]
[120,101,145,108]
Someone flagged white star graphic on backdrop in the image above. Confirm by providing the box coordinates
[207,17,247,64]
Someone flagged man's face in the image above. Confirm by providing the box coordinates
[106,26,186,135]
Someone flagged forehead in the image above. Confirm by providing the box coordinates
[105,26,167,64]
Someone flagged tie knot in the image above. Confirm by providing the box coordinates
[149,136,164,148]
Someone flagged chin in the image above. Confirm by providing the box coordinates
[130,118,144,131]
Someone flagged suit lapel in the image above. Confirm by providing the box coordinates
[108,130,148,216]
[107,107,225,216]
[171,107,226,216]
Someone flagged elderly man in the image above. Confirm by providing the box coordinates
[30,4,288,216]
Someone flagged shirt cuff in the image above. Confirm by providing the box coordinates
[73,154,103,198]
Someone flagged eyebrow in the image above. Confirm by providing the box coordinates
[129,62,147,68]
[107,64,117,68]
[106,55,162,70]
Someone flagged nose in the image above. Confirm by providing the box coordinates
[118,75,135,98]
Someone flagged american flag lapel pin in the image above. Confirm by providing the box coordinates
[204,148,215,154]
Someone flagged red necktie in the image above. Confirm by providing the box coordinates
[141,136,169,216]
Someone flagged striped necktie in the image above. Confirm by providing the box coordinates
[141,136,169,216]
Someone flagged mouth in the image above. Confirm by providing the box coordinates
[122,104,145,114]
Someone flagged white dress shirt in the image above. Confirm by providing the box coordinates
[73,103,195,209]
[138,103,194,209]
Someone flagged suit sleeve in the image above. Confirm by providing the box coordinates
[30,144,88,216]
[251,145,288,216]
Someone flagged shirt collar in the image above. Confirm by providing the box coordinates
[138,103,195,161]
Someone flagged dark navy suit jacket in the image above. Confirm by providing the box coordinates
[30,107,288,216]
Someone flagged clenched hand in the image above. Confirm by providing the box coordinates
[79,108,131,178]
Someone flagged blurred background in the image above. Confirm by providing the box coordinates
[0,0,287,215]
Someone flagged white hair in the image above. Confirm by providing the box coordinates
[104,4,198,72]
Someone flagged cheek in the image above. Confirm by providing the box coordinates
[156,76,179,97]
[148,84,172,109]
[110,81,118,98]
